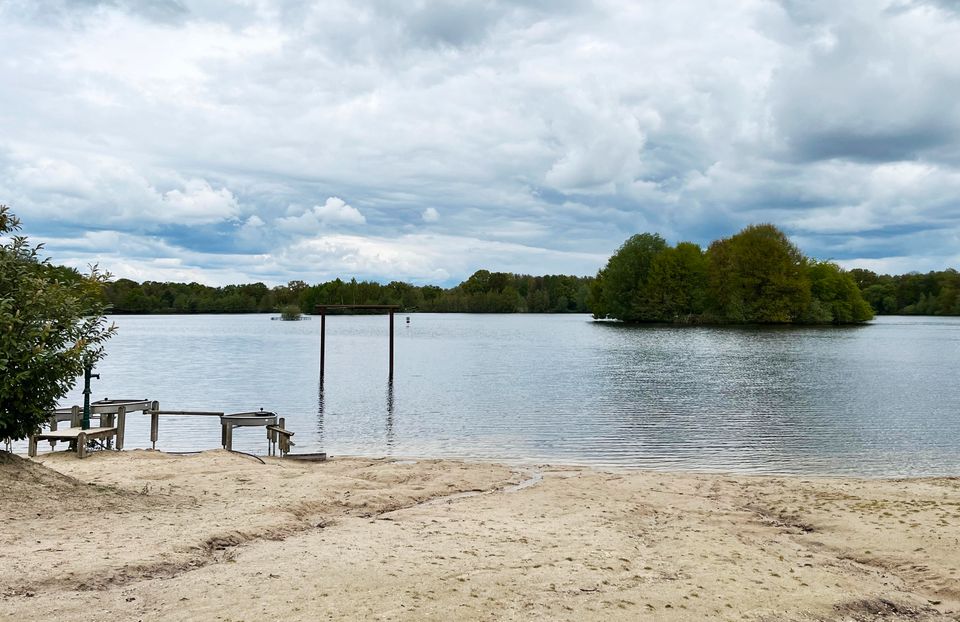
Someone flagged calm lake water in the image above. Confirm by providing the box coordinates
[25,314,960,476]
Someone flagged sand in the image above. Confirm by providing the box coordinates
[1,450,958,621]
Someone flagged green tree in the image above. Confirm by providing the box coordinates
[646,241,708,321]
[589,233,668,321]
[707,224,810,323]
[0,206,116,441]
[805,261,874,324]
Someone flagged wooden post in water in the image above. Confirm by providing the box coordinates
[389,309,395,380]
[320,308,326,380]
[314,304,398,381]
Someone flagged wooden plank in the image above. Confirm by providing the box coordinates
[148,410,224,416]
[313,304,400,311]
[90,399,151,413]
[34,427,117,441]
[285,453,326,462]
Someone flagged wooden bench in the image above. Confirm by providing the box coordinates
[28,427,118,459]
[28,401,134,458]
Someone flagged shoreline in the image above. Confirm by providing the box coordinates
[10,444,960,480]
[2,449,958,620]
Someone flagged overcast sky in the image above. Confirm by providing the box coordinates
[2,0,959,286]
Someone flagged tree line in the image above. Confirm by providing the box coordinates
[102,271,593,315]
[23,216,960,322]
[850,268,960,316]
[589,224,874,324]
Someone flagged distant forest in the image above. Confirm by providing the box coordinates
[102,271,592,315]
[850,268,960,316]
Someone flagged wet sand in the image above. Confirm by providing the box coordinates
[1,449,958,621]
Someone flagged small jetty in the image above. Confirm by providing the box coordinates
[18,360,325,461]
[28,399,303,460]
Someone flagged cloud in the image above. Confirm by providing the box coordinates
[161,180,240,223]
[2,0,960,284]
[278,231,606,284]
[313,197,365,225]
[766,0,960,164]
[276,197,366,235]
[1,152,240,227]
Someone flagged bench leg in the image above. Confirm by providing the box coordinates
[28,435,37,457]
[103,414,114,449]
[77,432,87,459]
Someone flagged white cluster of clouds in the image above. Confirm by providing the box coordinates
[277,197,366,234]
[2,0,960,284]
[2,153,239,225]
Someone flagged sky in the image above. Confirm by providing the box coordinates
[2,0,960,286]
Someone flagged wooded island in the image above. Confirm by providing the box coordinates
[589,224,873,324]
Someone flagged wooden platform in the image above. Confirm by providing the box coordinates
[29,426,118,459]
[283,452,326,462]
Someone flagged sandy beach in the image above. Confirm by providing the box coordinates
[1,450,958,621]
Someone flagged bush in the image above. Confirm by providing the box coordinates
[280,304,302,321]
[0,205,115,441]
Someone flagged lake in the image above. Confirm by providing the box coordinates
[25,314,960,476]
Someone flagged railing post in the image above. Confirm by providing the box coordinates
[389,310,395,380]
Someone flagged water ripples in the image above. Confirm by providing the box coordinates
[17,313,957,477]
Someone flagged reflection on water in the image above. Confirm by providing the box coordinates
[386,381,395,452]
[15,314,960,476]
[316,378,325,447]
